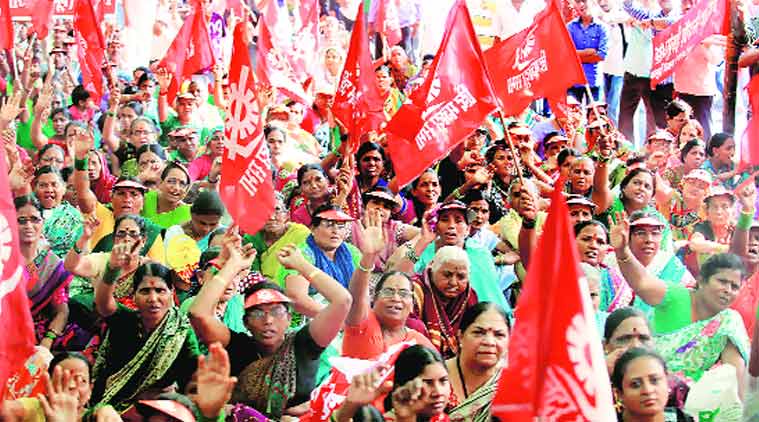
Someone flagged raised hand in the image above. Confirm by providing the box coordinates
[419,209,437,245]
[34,70,55,120]
[517,187,537,221]
[344,365,391,407]
[391,378,426,420]
[0,89,25,128]
[72,130,94,160]
[276,244,310,272]
[8,159,34,192]
[357,208,385,256]
[107,85,122,111]
[737,179,758,213]
[193,343,237,419]
[156,67,173,93]
[109,239,141,271]
[94,405,122,422]
[81,215,100,242]
[226,242,257,273]
[37,367,79,422]
[609,211,630,252]
[470,165,493,186]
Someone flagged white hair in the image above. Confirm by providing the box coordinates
[430,246,470,273]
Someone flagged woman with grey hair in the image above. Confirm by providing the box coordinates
[411,245,478,359]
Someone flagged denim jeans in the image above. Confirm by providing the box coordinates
[604,73,623,126]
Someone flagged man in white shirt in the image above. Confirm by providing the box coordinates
[597,0,627,126]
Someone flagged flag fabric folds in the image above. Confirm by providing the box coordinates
[741,74,759,170]
[492,186,615,421]
[74,0,107,103]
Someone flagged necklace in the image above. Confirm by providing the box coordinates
[456,354,469,399]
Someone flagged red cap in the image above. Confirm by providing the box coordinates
[314,208,355,222]
[112,179,147,192]
[244,288,292,309]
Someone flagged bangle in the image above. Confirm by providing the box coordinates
[103,263,121,285]
[74,157,88,171]
[405,244,419,263]
[451,187,464,200]
[617,253,633,264]
[521,218,536,229]
[72,243,83,254]
[307,269,321,280]
[106,111,116,118]
[160,90,168,96]
[207,174,219,184]
[44,330,57,341]
[358,261,372,273]
[737,211,755,231]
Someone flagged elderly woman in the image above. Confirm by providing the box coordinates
[17,195,72,350]
[245,193,310,281]
[141,161,192,229]
[114,117,159,177]
[376,64,405,120]
[575,220,633,312]
[446,302,510,421]
[411,245,479,359]
[391,200,506,311]
[36,143,66,170]
[688,185,741,269]
[189,234,352,420]
[612,213,749,388]
[91,262,200,412]
[343,209,432,359]
[86,149,117,204]
[662,138,707,190]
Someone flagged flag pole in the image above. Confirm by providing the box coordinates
[584,83,608,136]
[497,109,526,186]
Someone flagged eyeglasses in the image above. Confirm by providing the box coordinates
[114,230,142,239]
[132,129,153,137]
[631,228,663,237]
[377,287,412,300]
[17,216,42,225]
[41,157,65,165]
[164,177,189,188]
[321,220,348,230]
[248,305,289,320]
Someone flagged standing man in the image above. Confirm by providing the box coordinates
[597,0,627,126]
[567,0,609,104]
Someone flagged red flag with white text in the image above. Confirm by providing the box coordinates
[331,3,385,153]
[484,0,585,116]
[376,0,402,47]
[0,145,36,397]
[220,23,275,236]
[740,74,759,170]
[0,0,12,50]
[158,0,216,105]
[256,19,312,105]
[74,0,107,103]
[492,186,615,421]
[385,0,498,188]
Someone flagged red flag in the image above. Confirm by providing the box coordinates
[492,186,615,421]
[376,0,402,47]
[484,0,585,117]
[220,23,275,236]
[650,0,728,87]
[158,0,216,105]
[741,74,759,170]
[258,0,317,85]
[29,0,54,39]
[0,147,36,396]
[74,0,107,103]
[256,19,312,105]
[0,0,12,50]
[385,0,497,188]
[331,3,385,154]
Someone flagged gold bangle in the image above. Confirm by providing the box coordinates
[307,269,321,280]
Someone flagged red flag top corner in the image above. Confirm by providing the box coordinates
[331,2,385,154]
[220,23,275,236]
[492,187,615,421]
[74,0,107,103]
[385,0,498,189]
[484,0,585,117]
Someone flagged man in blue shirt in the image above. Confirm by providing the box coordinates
[567,0,609,104]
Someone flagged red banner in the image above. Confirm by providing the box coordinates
[220,23,275,236]
[385,0,498,189]
[9,0,115,19]
[256,19,313,105]
[484,0,585,117]
[376,0,401,47]
[331,2,385,153]
[492,186,615,421]
[740,74,759,170]
[650,0,727,87]
[73,0,106,103]
[0,0,12,49]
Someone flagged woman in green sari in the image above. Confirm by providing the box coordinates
[445,302,510,422]
[142,161,192,229]
[91,261,199,412]
[611,212,749,391]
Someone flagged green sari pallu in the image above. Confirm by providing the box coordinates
[92,308,190,412]
[654,309,749,385]
[448,372,499,422]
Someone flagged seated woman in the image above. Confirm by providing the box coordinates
[189,237,351,420]
[135,144,168,190]
[165,189,225,253]
[279,205,360,322]
[244,192,310,281]
[17,195,72,350]
[343,208,432,359]
[86,149,117,204]
[412,246,479,359]
[612,213,749,389]
[612,348,693,422]
[446,302,510,422]
[142,161,192,229]
[91,262,200,412]
[687,185,741,273]
[290,164,334,227]
[334,344,451,421]
[575,220,633,312]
